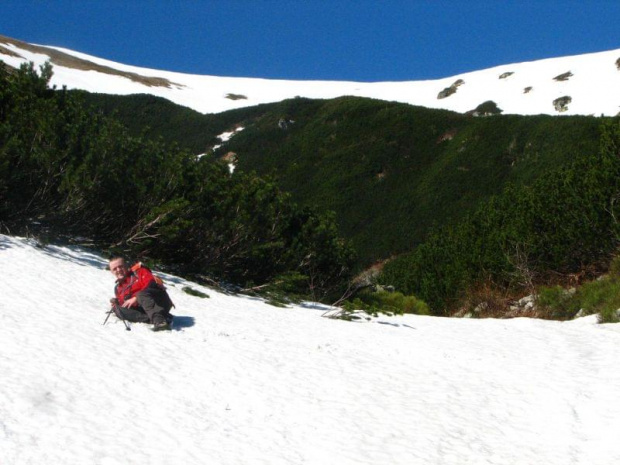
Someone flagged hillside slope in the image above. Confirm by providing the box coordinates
[1,34,619,116]
[222,97,603,265]
[2,234,620,464]
[73,92,604,267]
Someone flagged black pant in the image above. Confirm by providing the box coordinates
[117,286,173,324]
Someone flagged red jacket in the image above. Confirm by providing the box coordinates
[114,266,157,306]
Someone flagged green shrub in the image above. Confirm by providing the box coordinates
[574,278,620,323]
[536,285,577,320]
[182,286,209,298]
[537,277,620,323]
[382,119,620,315]
[598,306,620,324]
[343,290,429,316]
[0,63,353,300]
[607,254,620,279]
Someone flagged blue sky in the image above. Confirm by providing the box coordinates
[1,1,619,82]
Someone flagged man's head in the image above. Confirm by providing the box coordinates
[109,257,128,280]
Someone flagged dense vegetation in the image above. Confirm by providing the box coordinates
[5,61,620,317]
[381,119,620,314]
[226,98,605,267]
[0,62,354,299]
[76,92,603,270]
[73,91,279,155]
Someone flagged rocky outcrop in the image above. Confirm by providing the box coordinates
[0,34,183,89]
[225,93,247,100]
[0,44,23,59]
[553,71,573,82]
[437,79,465,99]
[553,96,572,112]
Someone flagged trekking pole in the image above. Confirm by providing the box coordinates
[102,308,114,326]
[104,298,132,331]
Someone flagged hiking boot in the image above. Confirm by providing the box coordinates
[152,320,171,331]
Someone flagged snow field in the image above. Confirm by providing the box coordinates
[2,40,619,116]
[1,234,620,465]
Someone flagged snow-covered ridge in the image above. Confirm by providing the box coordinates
[1,34,619,116]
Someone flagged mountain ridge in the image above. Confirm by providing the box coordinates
[1,34,619,116]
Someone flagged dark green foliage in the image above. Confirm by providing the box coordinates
[468,100,502,115]
[343,290,429,316]
[222,98,601,268]
[182,286,210,298]
[0,62,354,299]
[382,119,620,315]
[73,91,295,154]
[607,254,620,279]
[77,91,603,272]
[537,278,620,323]
[7,61,618,314]
[536,286,576,320]
[72,91,223,154]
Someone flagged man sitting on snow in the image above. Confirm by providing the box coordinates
[109,257,173,331]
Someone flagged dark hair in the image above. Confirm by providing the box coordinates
[108,256,126,270]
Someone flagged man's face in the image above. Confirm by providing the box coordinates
[109,259,128,280]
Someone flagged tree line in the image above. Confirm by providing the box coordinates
[0,62,354,300]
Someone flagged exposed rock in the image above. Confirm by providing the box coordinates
[503,294,541,318]
[553,71,573,82]
[437,128,458,143]
[574,308,587,318]
[0,34,184,89]
[524,86,533,94]
[437,79,465,99]
[616,57,620,70]
[0,44,23,59]
[518,294,535,307]
[437,87,456,99]
[278,117,295,130]
[225,93,247,100]
[474,302,489,313]
[553,96,572,112]
[222,151,237,163]
[499,72,514,79]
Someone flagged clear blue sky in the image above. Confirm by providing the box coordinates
[1,1,619,82]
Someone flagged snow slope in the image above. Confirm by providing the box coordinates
[1,35,619,116]
[1,234,620,465]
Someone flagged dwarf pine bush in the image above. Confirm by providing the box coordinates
[343,290,429,316]
[536,285,576,320]
[182,286,210,298]
[537,277,620,323]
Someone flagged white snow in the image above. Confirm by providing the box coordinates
[212,127,245,151]
[1,233,620,465]
[1,38,619,116]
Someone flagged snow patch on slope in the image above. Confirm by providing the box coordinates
[1,36,619,116]
[1,234,620,464]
